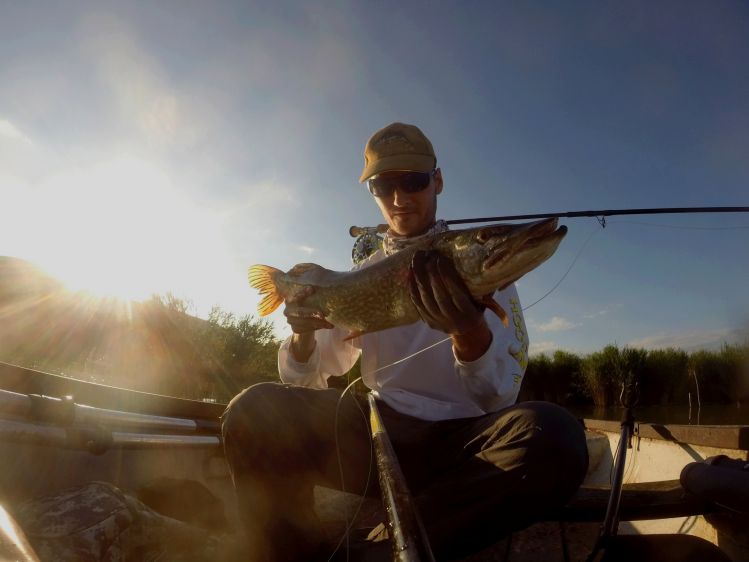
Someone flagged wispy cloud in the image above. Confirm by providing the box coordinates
[535,316,579,332]
[297,245,316,255]
[627,328,746,351]
[0,119,32,146]
[529,340,560,356]
[583,304,622,319]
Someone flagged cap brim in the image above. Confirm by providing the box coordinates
[359,154,436,183]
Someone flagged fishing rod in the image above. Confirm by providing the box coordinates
[585,378,639,562]
[444,205,749,226]
[368,394,435,562]
[350,206,749,236]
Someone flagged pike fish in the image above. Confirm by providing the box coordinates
[248,218,567,338]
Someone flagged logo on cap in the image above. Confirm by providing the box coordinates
[373,132,416,153]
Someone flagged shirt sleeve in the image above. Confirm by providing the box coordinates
[277,253,376,388]
[453,284,529,413]
[278,326,362,388]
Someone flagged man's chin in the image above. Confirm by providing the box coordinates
[391,216,429,237]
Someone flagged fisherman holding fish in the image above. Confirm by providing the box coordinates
[223,123,589,561]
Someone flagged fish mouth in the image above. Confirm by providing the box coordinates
[482,218,567,272]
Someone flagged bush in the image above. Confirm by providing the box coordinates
[641,348,689,405]
[520,353,552,402]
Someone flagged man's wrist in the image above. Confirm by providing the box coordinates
[290,332,317,363]
[451,319,492,362]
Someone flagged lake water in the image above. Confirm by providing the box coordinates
[570,403,749,426]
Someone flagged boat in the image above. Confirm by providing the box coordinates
[1,360,747,561]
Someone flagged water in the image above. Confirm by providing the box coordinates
[570,403,749,425]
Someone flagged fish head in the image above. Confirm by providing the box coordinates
[443,218,567,294]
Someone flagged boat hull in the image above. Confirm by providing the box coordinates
[1,361,748,561]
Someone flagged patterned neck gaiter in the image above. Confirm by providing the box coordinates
[382,219,449,256]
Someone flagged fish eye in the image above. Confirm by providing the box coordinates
[476,229,491,244]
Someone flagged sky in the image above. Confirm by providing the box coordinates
[1,0,748,356]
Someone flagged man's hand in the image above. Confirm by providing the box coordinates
[283,286,334,334]
[409,250,492,361]
[409,250,484,335]
[283,286,333,362]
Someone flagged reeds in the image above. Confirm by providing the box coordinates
[523,343,749,408]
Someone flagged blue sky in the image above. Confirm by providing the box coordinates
[1,1,747,355]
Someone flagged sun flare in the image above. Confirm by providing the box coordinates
[6,155,233,306]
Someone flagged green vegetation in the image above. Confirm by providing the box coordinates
[0,288,280,403]
[520,344,749,408]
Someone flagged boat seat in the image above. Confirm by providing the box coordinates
[547,479,713,522]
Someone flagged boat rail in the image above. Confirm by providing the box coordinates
[0,386,222,454]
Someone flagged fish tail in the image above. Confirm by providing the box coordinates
[248,265,284,316]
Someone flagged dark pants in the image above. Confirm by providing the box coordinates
[221,383,589,561]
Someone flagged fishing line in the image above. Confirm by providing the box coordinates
[366,336,452,376]
[514,216,748,313]
[327,336,455,560]
[328,374,373,562]
[522,222,602,312]
[607,219,749,231]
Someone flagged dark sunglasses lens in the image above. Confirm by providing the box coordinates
[403,172,431,193]
[368,172,431,197]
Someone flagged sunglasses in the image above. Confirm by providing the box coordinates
[367,170,436,198]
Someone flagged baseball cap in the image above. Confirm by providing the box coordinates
[359,122,437,182]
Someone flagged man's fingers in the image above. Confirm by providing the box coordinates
[408,265,426,313]
[410,251,444,321]
[287,316,333,333]
[284,303,333,333]
[428,254,461,316]
[435,254,477,314]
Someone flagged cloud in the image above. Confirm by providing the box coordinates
[529,341,560,356]
[583,304,622,319]
[583,309,609,319]
[297,245,315,255]
[0,119,32,146]
[627,328,746,351]
[535,316,579,332]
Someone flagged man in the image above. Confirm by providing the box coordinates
[222,123,589,561]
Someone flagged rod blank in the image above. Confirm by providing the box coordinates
[349,206,749,235]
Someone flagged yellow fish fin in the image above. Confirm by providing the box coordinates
[248,265,284,316]
[481,295,509,328]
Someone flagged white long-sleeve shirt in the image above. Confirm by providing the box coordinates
[277,248,530,421]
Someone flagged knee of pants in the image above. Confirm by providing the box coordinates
[221,382,288,446]
[525,402,589,488]
[492,401,589,478]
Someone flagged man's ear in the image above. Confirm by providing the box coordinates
[434,168,444,195]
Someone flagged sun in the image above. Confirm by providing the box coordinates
[8,154,232,305]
